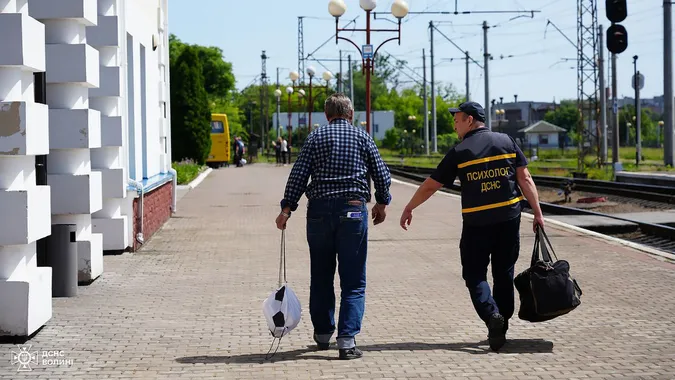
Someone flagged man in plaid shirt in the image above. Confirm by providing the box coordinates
[275,93,391,360]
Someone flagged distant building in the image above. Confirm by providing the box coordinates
[519,121,567,149]
[271,111,395,141]
[490,100,557,142]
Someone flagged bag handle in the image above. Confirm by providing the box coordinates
[278,230,287,287]
[537,225,558,263]
[530,230,541,267]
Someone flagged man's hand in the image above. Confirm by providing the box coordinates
[533,213,545,233]
[276,209,291,230]
[372,204,387,225]
[399,207,413,230]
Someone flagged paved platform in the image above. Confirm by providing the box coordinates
[1,164,674,379]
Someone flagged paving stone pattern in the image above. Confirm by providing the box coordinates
[1,165,674,379]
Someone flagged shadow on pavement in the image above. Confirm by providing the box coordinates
[174,338,554,364]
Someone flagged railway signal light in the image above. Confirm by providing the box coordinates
[607,24,628,54]
[606,0,627,23]
[605,0,628,54]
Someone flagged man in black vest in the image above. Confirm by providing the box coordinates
[398,101,544,351]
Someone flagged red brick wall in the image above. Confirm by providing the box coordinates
[132,181,173,251]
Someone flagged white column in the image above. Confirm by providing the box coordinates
[88,0,128,251]
[30,0,104,282]
[0,0,53,337]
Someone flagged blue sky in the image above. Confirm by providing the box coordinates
[169,0,666,105]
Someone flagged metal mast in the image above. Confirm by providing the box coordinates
[576,0,600,171]
[298,17,305,84]
[260,51,268,151]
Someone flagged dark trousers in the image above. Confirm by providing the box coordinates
[275,150,281,164]
[306,198,368,348]
[460,216,521,324]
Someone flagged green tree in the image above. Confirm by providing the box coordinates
[543,100,580,131]
[169,34,235,99]
[170,45,212,164]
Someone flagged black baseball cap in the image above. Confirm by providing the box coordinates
[449,101,486,122]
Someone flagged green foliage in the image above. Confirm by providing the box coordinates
[170,45,212,164]
[382,127,402,149]
[170,35,235,98]
[618,105,660,146]
[171,159,204,185]
[543,100,580,131]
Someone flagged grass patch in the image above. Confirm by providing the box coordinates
[172,159,205,185]
[378,145,675,180]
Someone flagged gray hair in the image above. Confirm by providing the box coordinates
[324,93,354,119]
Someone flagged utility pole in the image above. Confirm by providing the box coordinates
[423,48,429,155]
[339,50,343,93]
[298,17,305,85]
[599,25,607,164]
[465,51,470,102]
[348,54,354,103]
[633,55,642,165]
[665,0,674,166]
[611,53,620,164]
[429,21,437,153]
[483,21,491,130]
[260,51,267,153]
[276,68,281,137]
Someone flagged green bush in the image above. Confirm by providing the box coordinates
[172,159,203,185]
[170,45,212,165]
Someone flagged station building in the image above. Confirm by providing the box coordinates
[0,0,174,337]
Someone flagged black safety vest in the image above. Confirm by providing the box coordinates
[455,128,524,226]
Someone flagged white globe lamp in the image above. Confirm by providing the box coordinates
[328,0,347,17]
[286,86,294,95]
[360,0,377,11]
[289,71,300,82]
[391,0,409,18]
[322,71,334,81]
[274,89,282,97]
[306,66,316,77]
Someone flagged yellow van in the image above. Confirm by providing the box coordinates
[207,114,230,168]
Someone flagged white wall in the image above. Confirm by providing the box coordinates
[0,0,172,337]
[0,0,53,337]
[527,132,559,147]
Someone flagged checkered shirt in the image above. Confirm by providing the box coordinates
[280,118,392,212]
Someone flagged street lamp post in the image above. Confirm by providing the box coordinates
[286,86,294,152]
[274,89,282,139]
[329,0,409,136]
[289,67,333,133]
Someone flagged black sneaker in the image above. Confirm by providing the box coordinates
[338,347,363,360]
[488,313,506,351]
[313,334,330,351]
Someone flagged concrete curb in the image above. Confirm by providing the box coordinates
[391,178,675,263]
[177,167,213,190]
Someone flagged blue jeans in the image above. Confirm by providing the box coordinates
[306,198,368,349]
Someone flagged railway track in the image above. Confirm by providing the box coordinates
[388,165,675,256]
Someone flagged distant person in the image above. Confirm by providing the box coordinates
[274,138,281,166]
[275,93,391,360]
[281,137,288,165]
[398,101,545,351]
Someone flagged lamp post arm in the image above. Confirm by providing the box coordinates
[373,37,401,68]
[336,36,364,59]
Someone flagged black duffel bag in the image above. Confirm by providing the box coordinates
[514,226,582,322]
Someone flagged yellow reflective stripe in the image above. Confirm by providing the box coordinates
[461,196,524,214]
[457,153,516,169]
